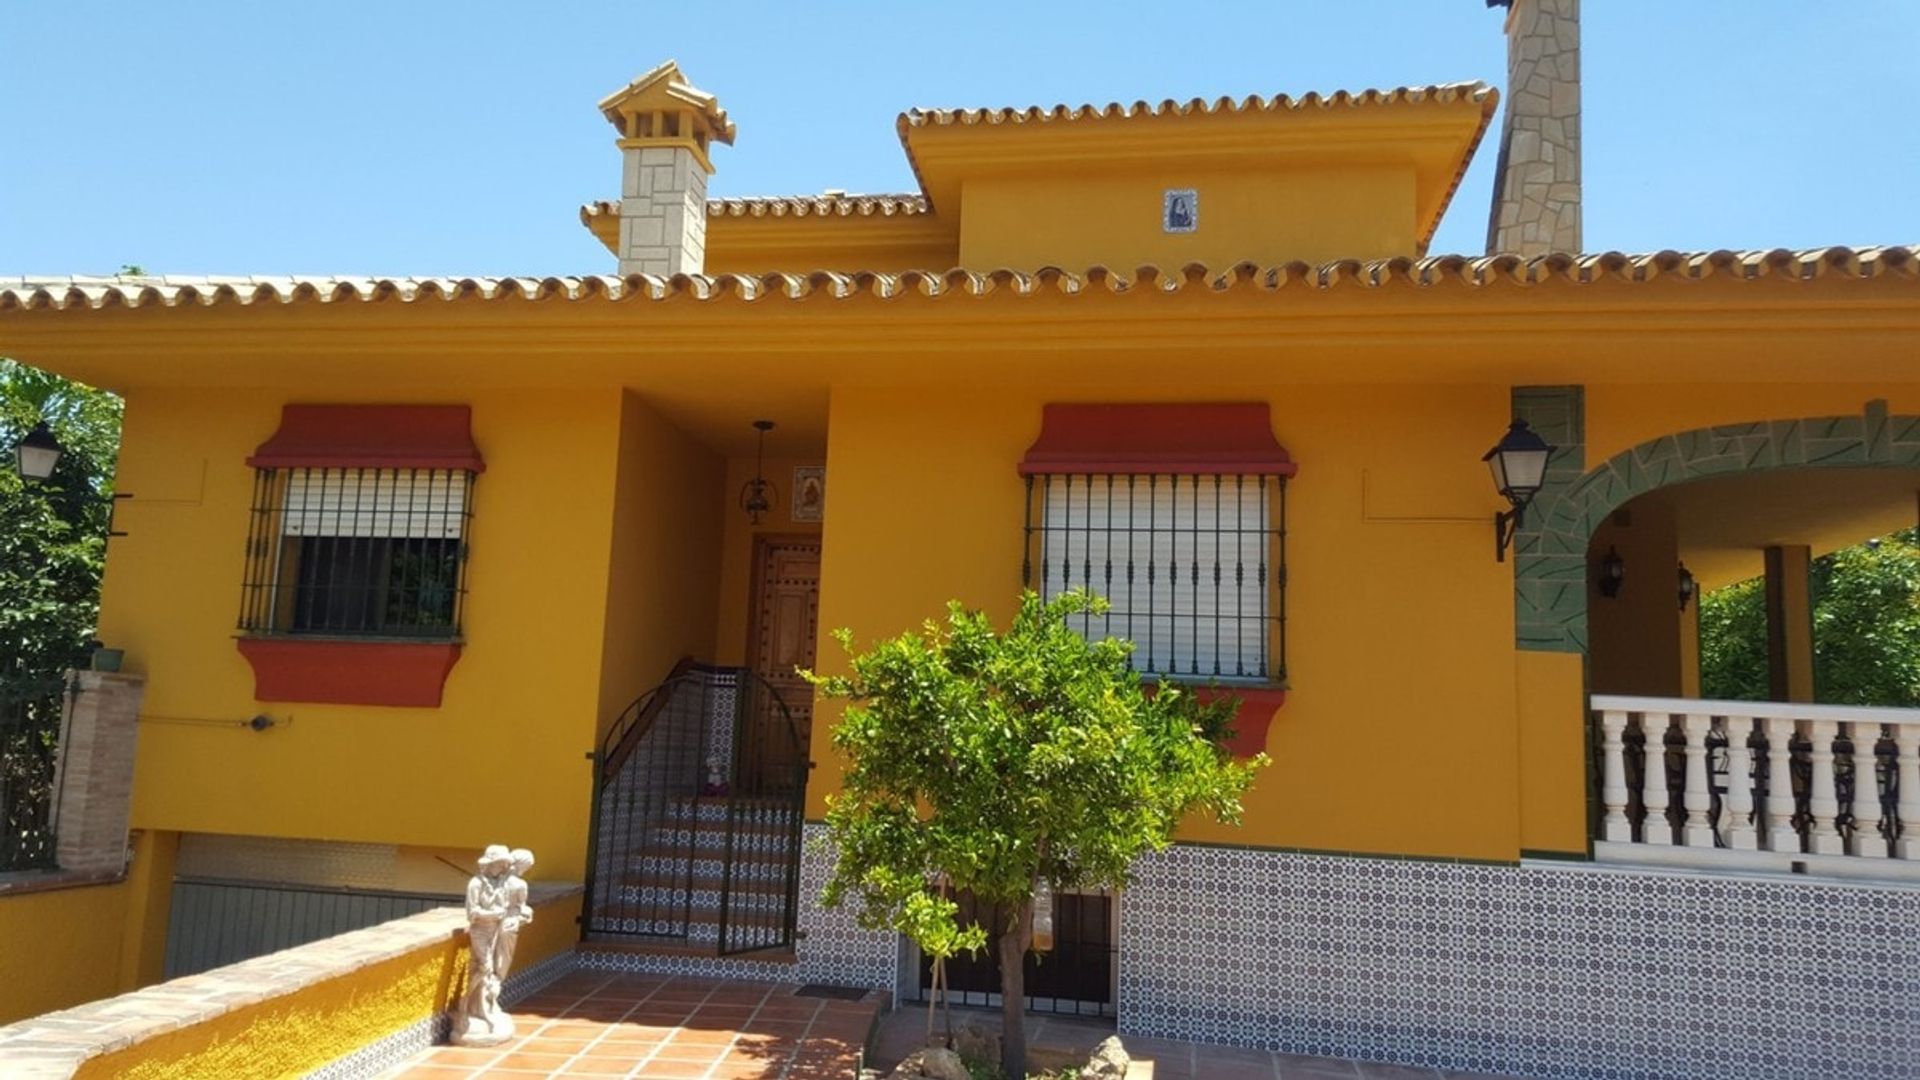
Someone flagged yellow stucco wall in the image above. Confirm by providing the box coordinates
[1586,498,1683,697]
[594,391,728,739]
[813,382,1523,861]
[101,386,627,882]
[0,880,132,1025]
[956,165,1418,270]
[73,892,581,1080]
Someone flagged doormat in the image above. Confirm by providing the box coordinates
[794,983,869,1001]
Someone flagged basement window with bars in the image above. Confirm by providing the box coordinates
[1018,403,1294,684]
[239,468,474,638]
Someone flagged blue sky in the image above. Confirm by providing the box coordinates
[2,2,1915,277]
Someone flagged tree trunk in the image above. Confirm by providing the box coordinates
[997,898,1034,1079]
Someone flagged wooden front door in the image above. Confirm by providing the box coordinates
[745,537,820,786]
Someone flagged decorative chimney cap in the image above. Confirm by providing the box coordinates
[598,60,737,147]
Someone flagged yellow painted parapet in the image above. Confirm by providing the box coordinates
[0,886,584,1079]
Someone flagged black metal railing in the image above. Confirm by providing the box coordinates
[0,675,67,873]
[582,663,806,956]
[1023,472,1286,683]
[239,467,475,639]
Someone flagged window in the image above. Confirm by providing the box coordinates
[241,468,473,638]
[1019,403,1292,683]
[1024,472,1284,681]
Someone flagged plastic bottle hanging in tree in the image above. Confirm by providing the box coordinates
[1032,880,1055,953]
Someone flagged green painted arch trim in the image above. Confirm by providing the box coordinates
[1516,398,1920,654]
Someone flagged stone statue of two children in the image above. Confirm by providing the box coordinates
[453,844,536,1046]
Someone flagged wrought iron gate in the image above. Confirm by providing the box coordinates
[582,663,806,956]
[915,888,1118,1018]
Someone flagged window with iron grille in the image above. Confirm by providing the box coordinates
[239,467,474,639]
[1022,472,1285,682]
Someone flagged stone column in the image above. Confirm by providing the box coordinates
[1487,0,1581,256]
[1763,545,1815,704]
[618,144,709,277]
[51,671,145,875]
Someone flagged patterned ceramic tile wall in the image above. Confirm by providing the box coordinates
[1120,844,1920,1080]
[579,823,905,996]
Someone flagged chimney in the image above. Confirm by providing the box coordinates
[1486,0,1581,256]
[598,61,736,277]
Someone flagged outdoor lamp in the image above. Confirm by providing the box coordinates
[14,422,63,481]
[1484,419,1555,562]
[1677,563,1699,612]
[739,419,776,524]
[1597,547,1626,598]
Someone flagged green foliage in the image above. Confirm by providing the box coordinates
[1810,529,1920,706]
[806,590,1264,1073]
[0,358,122,688]
[1698,529,1920,706]
[1698,576,1768,702]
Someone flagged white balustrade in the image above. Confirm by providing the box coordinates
[1641,714,1673,846]
[1854,723,1887,859]
[1723,717,1758,851]
[1589,695,1920,879]
[1900,726,1920,861]
[1763,715,1799,854]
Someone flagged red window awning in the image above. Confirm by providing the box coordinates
[1018,403,1297,477]
[248,404,486,473]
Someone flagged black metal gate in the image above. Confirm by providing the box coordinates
[916,889,1117,1018]
[1,674,67,873]
[582,663,806,956]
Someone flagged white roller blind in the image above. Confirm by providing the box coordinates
[1037,474,1271,679]
[281,469,467,540]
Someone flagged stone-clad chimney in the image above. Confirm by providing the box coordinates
[599,61,736,277]
[1486,0,1581,255]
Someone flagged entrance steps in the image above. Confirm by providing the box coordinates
[584,795,801,960]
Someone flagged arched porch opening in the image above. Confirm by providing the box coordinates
[1532,401,1920,877]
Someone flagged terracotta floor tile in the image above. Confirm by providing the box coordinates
[517,1037,597,1056]
[666,1027,739,1046]
[490,1051,579,1072]
[646,1036,723,1055]
[740,1020,810,1038]
[424,1048,508,1067]
[563,1058,644,1076]
[634,1061,712,1079]
[707,1063,790,1080]
[393,1068,480,1080]
[601,1025,678,1043]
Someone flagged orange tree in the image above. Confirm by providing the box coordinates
[806,590,1266,1078]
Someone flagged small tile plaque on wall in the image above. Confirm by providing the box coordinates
[1163,189,1197,233]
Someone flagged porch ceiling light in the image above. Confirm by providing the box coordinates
[14,421,63,481]
[740,419,776,524]
[1483,419,1555,562]
[1677,563,1699,611]
[1597,547,1626,598]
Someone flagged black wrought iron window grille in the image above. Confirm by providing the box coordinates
[1022,472,1286,683]
[239,467,474,639]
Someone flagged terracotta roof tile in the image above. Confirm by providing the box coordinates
[3,247,1914,311]
[579,194,930,225]
[898,81,1495,131]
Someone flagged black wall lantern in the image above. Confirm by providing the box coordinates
[1484,419,1555,562]
[1597,547,1626,598]
[739,419,776,524]
[13,421,63,481]
[1677,563,1699,612]
[11,420,132,535]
